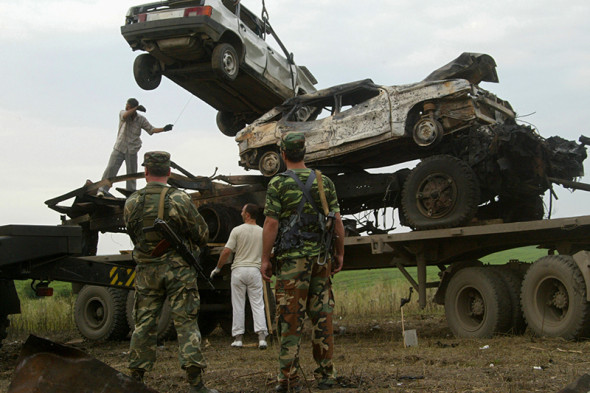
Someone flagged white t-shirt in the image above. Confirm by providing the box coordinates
[225,223,263,270]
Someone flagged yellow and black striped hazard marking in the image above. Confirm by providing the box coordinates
[109,267,136,288]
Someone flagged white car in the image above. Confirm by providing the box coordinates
[121,0,317,136]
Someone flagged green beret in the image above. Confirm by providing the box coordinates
[280,132,306,152]
[142,151,171,169]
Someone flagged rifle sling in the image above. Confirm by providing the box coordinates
[315,170,330,216]
[150,187,173,257]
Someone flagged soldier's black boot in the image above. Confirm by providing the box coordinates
[129,368,145,383]
[186,366,220,393]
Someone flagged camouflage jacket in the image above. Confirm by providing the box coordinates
[124,181,209,265]
[264,168,340,261]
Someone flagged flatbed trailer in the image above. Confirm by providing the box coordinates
[2,215,590,345]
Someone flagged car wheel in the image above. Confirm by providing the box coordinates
[126,290,177,342]
[444,267,512,338]
[212,43,239,81]
[133,54,162,90]
[412,116,444,147]
[521,255,590,340]
[74,285,130,341]
[258,150,285,177]
[216,111,245,136]
[401,155,480,230]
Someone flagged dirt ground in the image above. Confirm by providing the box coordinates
[1,315,589,393]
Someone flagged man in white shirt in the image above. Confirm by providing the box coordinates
[210,203,268,349]
[99,98,173,195]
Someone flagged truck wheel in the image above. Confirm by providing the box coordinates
[212,43,239,81]
[198,204,242,243]
[402,155,480,230]
[216,111,245,137]
[126,291,176,341]
[133,54,162,90]
[0,314,8,349]
[491,267,527,334]
[198,312,219,336]
[445,267,512,338]
[74,285,130,341]
[521,255,590,340]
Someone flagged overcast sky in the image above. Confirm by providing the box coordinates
[1,0,589,254]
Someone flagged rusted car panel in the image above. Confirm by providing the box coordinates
[8,335,158,393]
[235,54,515,176]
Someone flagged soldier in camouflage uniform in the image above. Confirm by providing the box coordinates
[261,133,345,392]
[124,151,219,393]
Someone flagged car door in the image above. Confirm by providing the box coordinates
[237,5,267,75]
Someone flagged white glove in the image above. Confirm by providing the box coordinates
[210,267,221,279]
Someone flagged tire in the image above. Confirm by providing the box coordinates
[133,54,162,90]
[444,267,512,338]
[126,290,177,341]
[74,285,130,341]
[198,204,242,243]
[402,155,480,230]
[521,255,590,340]
[198,312,219,337]
[211,43,239,81]
[0,314,8,349]
[216,111,245,137]
[258,150,285,177]
[491,267,527,334]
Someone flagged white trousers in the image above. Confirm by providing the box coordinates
[230,267,268,337]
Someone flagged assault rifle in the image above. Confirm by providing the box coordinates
[144,218,215,290]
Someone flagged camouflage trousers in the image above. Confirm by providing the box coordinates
[129,262,206,373]
[275,256,336,386]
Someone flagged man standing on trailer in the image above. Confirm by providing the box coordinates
[210,203,268,349]
[124,151,219,393]
[98,98,173,196]
[261,132,345,392]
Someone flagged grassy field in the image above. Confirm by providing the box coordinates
[7,246,548,336]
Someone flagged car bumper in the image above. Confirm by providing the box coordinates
[120,16,226,50]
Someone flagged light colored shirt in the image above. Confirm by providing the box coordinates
[225,223,263,270]
[113,110,155,154]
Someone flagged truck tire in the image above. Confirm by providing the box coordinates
[491,266,527,334]
[0,314,8,349]
[198,312,220,337]
[402,155,480,230]
[74,285,130,341]
[521,255,590,340]
[444,267,512,338]
[126,291,176,341]
[133,54,162,90]
[198,204,242,243]
[211,43,239,81]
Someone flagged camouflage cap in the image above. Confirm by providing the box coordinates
[142,151,171,169]
[280,132,306,152]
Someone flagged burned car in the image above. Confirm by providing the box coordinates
[236,53,588,229]
[236,53,515,175]
[121,0,317,136]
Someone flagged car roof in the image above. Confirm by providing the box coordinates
[281,79,381,108]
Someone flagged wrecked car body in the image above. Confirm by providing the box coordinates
[233,53,588,229]
[121,0,317,136]
[236,53,515,176]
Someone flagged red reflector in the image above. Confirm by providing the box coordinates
[36,287,54,297]
[138,13,147,22]
[184,6,212,17]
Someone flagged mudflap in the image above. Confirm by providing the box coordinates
[7,335,159,393]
